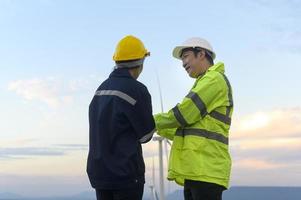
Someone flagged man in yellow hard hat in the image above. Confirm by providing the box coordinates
[154,37,233,200]
[87,35,155,200]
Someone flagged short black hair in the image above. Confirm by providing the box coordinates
[115,59,143,69]
[180,47,214,65]
[115,58,141,64]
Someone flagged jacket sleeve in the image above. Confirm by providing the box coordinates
[155,73,226,130]
[156,128,177,141]
[127,87,156,143]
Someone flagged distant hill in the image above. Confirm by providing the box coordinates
[1,187,301,200]
[223,186,301,200]
[167,186,301,200]
[0,192,24,199]
[0,190,96,200]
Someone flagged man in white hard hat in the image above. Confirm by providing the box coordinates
[154,37,233,200]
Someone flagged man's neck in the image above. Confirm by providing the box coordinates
[128,68,140,79]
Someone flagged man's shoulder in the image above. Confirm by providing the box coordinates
[105,77,150,99]
[135,80,148,91]
[128,80,150,100]
[193,70,228,93]
[198,69,224,84]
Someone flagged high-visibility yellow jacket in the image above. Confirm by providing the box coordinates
[154,62,233,188]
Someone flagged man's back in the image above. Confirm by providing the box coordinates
[87,68,155,190]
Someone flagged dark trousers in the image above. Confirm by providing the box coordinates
[96,185,144,200]
[184,180,226,200]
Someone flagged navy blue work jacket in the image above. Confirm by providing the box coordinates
[87,68,155,189]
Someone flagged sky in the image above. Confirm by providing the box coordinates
[1,0,301,197]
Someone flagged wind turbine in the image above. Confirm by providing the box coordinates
[151,70,171,200]
[149,157,159,200]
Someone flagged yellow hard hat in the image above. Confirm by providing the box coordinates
[113,35,150,61]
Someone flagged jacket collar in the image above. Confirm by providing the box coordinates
[208,62,225,74]
[109,68,134,79]
[193,62,225,88]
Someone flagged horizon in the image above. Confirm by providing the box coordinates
[1,0,301,197]
[2,186,301,199]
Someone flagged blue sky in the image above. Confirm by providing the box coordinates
[1,0,301,197]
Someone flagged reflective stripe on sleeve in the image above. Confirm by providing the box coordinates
[209,111,231,125]
[139,128,156,143]
[176,128,228,145]
[221,74,233,107]
[95,90,137,105]
[186,91,207,117]
[226,106,231,117]
[172,105,188,127]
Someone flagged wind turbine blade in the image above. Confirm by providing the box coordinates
[155,69,164,113]
[155,189,159,200]
[164,139,169,162]
[152,157,155,185]
[166,139,172,146]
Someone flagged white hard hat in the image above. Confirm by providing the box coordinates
[172,37,216,60]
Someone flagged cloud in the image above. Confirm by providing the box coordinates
[230,107,301,173]
[242,0,301,53]
[0,138,38,147]
[54,144,88,148]
[233,137,301,151]
[0,144,87,160]
[0,174,91,197]
[0,147,64,160]
[249,0,301,12]
[267,27,301,53]
[234,158,286,170]
[8,78,73,108]
[232,107,301,139]
[269,21,301,53]
[7,75,104,108]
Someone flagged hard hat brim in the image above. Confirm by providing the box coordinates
[172,46,186,59]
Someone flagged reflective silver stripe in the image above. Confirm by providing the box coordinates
[95,90,137,105]
[139,128,156,143]
[204,74,232,125]
[221,74,233,107]
[172,105,188,127]
[209,111,231,125]
[175,128,228,145]
[226,106,231,117]
[186,91,207,117]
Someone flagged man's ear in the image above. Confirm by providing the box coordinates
[198,50,205,59]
